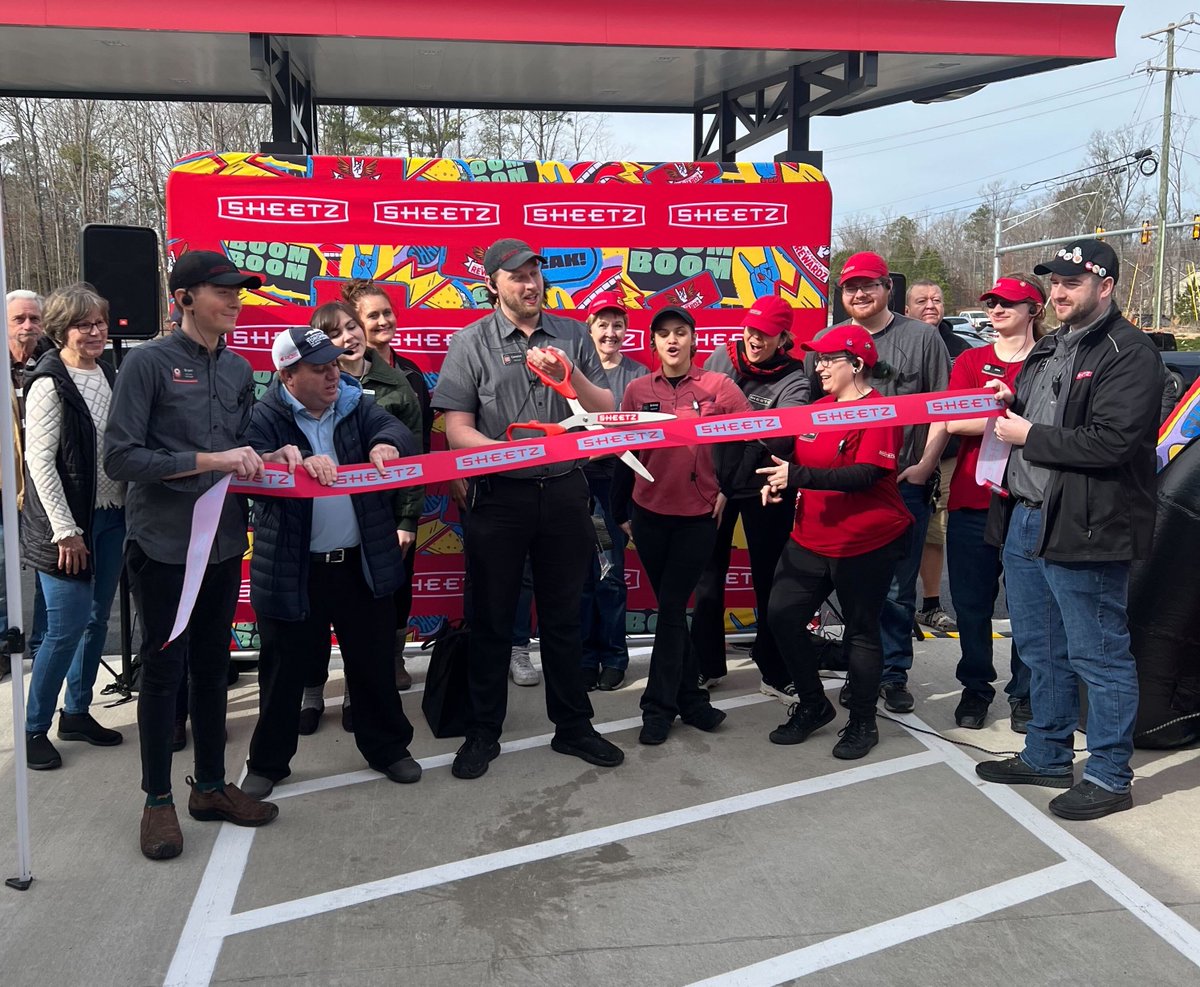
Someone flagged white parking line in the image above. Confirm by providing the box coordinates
[687,861,1088,986]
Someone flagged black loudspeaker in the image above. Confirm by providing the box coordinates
[830,271,908,324]
[80,224,162,340]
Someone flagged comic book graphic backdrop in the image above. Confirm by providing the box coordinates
[165,153,834,646]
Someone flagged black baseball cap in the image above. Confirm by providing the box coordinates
[271,327,346,370]
[1034,240,1119,284]
[169,250,263,292]
[483,238,546,277]
[650,306,697,331]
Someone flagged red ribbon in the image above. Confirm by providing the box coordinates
[230,388,1003,498]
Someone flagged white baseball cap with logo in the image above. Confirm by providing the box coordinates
[271,327,346,370]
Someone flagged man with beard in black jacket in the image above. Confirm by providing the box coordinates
[975,240,1163,820]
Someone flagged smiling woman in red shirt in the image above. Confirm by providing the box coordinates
[757,325,912,759]
[611,306,752,746]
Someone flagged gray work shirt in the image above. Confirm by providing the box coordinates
[104,328,254,565]
[1007,305,1108,504]
[432,308,611,479]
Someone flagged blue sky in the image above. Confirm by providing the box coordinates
[616,1,1199,226]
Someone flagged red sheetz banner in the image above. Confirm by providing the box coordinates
[229,389,1004,498]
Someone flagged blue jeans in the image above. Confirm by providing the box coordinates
[581,473,630,672]
[946,509,1029,703]
[880,480,931,686]
[26,508,126,733]
[1003,504,1138,793]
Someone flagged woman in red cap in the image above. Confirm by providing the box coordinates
[944,272,1045,731]
[756,325,912,759]
[611,307,751,745]
[580,291,648,691]
[691,295,810,699]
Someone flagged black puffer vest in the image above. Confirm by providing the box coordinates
[21,351,117,579]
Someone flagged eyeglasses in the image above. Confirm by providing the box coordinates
[841,280,888,295]
[816,354,852,366]
[69,320,108,334]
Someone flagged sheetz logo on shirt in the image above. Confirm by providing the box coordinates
[217,196,349,223]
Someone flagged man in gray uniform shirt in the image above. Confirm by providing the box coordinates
[812,252,951,715]
[433,238,625,780]
[976,240,1162,820]
[106,250,281,860]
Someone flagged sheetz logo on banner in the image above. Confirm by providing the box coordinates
[456,445,546,470]
[811,405,897,425]
[389,329,455,355]
[524,203,645,228]
[217,196,349,223]
[669,204,787,228]
[412,572,466,597]
[374,201,500,227]
[695,416,781,437]
[576,429,666,451]
[334,464,424,487]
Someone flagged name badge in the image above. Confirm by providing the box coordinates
[171,367,198,384]
[798,432,818,442]
[502,352,526,366]
[748,393,772,408]
[982,363,1006,377]
[362,388,376,397]
[642,402,661,412]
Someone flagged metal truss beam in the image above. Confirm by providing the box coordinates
[693,52,878,164]
[250,34,317,155]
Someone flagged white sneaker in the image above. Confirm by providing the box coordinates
[699,674,724,690]
[509,648,541,686]
[760,680,798,704]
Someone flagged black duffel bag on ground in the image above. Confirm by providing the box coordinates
[421,618,472,738]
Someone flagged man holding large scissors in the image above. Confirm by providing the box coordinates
[433,238,626,779]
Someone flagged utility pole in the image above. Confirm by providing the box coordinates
[1144,16,1200,330]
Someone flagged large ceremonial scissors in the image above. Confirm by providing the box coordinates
[510,349,667,482]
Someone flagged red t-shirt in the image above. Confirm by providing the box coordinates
[948,345,1026,511]
[790,394,912,558]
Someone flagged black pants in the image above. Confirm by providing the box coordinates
[127,541,241,795]
[768,535,905,718]
[463,471,595,742]
[632,506,718,726]
[250,549,414,780]
[691,494,794,684]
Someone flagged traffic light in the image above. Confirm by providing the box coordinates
[1095,226,1106,240]
[1142,221,1152,245]
[1193,213,1199,240]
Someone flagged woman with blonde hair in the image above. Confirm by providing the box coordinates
[944,271,1046,732]
[21,283,125,769]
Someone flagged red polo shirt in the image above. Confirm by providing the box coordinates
[791,395,912,557]
[947,345,1025,511]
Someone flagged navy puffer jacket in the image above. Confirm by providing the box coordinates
[247,375,418,621]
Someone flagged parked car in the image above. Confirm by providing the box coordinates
[958,309,993,331]
[951,326,990,348]
[1154,334,1200,405]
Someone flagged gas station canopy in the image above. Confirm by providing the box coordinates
[0,1,1122,157]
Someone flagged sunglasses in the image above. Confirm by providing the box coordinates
[982,296,1033,310]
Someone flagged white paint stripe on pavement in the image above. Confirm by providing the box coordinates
[687,861,1088,986]
[218,750,942,937]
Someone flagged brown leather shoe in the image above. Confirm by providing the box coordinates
[394,656,413,691]
[141,804,183,860]
[186,777,279,827]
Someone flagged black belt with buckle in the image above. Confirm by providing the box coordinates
[1016,497,1042,510]
[310,546,359,564]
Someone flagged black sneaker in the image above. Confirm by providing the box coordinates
[769,698,836,745]
[975,756,1073,788]
[638,719,671,745]
[298,706,323,736]
[1049,780,1133,820]
[551,732,624,767]
[833,715,879,760]
[27,732,62,770]
[879,683,914,714]
[1010,698,1033,734]
[596,667,625,691]
[451,736,501,780]
[954,692,990,730]
[57,710,123,746]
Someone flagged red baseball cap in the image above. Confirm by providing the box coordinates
[588,291,627,317]
[838,251,889,286]
[979,276,1044,305]
[801,325,878,367]
[741,295,793,337]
